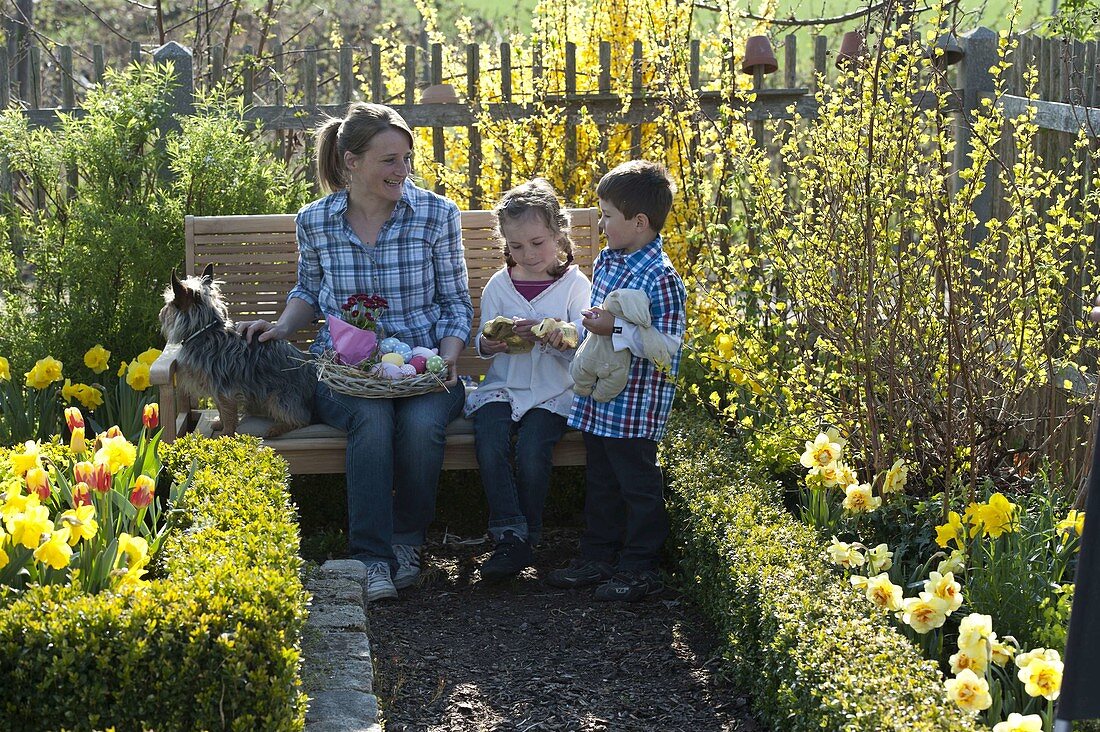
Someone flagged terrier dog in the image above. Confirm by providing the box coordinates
[159,264,314,438]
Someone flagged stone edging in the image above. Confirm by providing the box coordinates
[302,559,382,732]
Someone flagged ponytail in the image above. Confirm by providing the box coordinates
[315,117,345,193]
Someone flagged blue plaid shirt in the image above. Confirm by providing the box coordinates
[567,236,686,441]
[289,183,473,354]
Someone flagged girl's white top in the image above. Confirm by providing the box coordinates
[465,264,592,421]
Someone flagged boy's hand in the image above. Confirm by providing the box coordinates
[480,334,510,354]
[513,318,540,343]
[581,307,615,337]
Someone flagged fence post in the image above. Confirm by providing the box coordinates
[954,27,998,244]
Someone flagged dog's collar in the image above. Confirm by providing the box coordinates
[181,321,221,345]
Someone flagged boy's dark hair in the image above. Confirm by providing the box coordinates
[596,160,677,233]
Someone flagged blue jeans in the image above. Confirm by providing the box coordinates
[313,381,465,573]
[472,401,566,545]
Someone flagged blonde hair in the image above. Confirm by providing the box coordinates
[494,178,574,279]
[315,103,414,193]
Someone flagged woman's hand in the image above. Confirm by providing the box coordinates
[437,336,465,388]
[237,319,287,344]
[480,334,509,355]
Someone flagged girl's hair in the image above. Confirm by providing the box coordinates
[494,178,575,278]
[315,103,415,193]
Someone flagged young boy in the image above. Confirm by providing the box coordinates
[546,160,687,602]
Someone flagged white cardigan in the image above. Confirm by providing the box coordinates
[465,265,592,420]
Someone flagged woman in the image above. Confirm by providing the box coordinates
[239,103,472,601]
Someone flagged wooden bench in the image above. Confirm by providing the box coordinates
[151,209,599,474]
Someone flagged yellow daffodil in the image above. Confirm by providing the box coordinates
[117,532,149,567]
[866,543,893,573]
[864,573,903,611]
[0,543,8,570]
[34,526,73,570]
[115,563,148,589]
[945,669,992,712]
[800,433,843,469]
[826,536,865,569]
[73,383,104,411]
[949,649,988,676]
[117,360,128,377]
[835,462,858,488]
[1056,510,1085,539]
[934,511,966,548]
[993,713,1043,732]
[10,440,42,476]
[0,355,9,381]
[1017,656,1063,700]
[126,360,151,391]
[1015,647,1061,669]
[136,347,162,366]
[1,487,36,526]
[60,504,98,545]
[881,458,908,494]
[94,434,137,475]
[901,596,948,633]
[11,504,53,549]
[958,613,996,655]
[937,550,966,575]
[809,461,840,487]
[967,493,1017,538]
[24,356,63,389]
[991,640,1017,667]
[84,344,111,373]
[849,574,869,590]
[923,571,963,614]
[842,483,881,513]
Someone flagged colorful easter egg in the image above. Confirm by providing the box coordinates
[378,362,404,379]
[381,352,405,367]
[409,355,428,374]
[426,355,447,374]
[398,364,418,378]
[380,337,402,354]
[393,342,414,361]
[410,346,437,360]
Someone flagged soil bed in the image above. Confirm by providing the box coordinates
[367,526,760,732]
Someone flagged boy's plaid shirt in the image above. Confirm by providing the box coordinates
[289,184,473,354]
[567,236,686,441]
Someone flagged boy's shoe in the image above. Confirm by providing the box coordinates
[480,531,534,581]
[363,561,399,602]
[545,558,614,589]
[593,570,664,603]
[392,544,421,589]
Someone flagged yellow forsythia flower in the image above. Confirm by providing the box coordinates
[0,355,9,381]
[33,526,73,570]
[60,505,98,545]
[126,361,151,391]
[923,571,963,614]
[84,344,111,374]
[945,669,992,712]
[901,596,948,633]
[800,433,843,469]
[10,440,42,475]
[1017,656,1063,700]
[993,713,1043,732]
[136,348,162,366]
[93,435,137,475]
[843,483,881,513]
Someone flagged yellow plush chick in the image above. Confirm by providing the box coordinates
[481,316,534,353]
[530,318,579,349]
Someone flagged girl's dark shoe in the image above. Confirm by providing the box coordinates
[545,558,614,589]
[593,570,663,602]
[480,531,534,581]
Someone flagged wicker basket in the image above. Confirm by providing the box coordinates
[315,352,449,399]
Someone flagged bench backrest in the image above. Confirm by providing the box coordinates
[184,208,600,377]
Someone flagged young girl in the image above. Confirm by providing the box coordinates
[467,178,592,581]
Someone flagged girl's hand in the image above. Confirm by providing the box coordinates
[512,318,539,343]
[544,328,569,350]
[581,307,614,337]
[480,334,509,354]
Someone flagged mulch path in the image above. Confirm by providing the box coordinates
[366,527,760,732]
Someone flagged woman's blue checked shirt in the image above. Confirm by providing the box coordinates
[289,184,473,355]
[567,236,686,441]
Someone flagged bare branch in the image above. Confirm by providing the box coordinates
[691,0,958,27]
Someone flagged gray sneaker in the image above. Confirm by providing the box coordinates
[363,561,398,602]
[392,544,421,589]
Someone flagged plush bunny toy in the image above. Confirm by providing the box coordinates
[570,288,671,403]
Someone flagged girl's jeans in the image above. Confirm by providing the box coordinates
[471,401,567,545]
[313,381,465,573]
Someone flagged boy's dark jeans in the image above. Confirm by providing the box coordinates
[579,432,668,571]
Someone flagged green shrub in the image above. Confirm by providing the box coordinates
[664,408,977,732]
[0,435,308,731]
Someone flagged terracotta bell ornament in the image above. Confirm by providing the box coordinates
[836,30,869,70]
[742,35,779,75]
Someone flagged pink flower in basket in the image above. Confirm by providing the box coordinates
[331,293,388,366]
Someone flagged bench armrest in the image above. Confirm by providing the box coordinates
[150,344,186,442]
